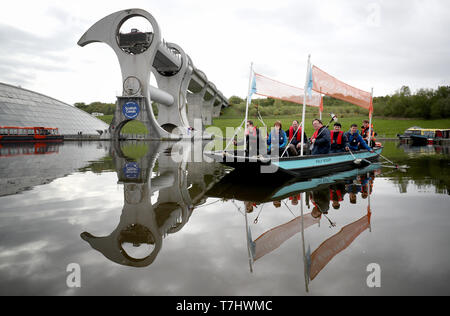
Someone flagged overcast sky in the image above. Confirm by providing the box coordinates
[0,0,449,105]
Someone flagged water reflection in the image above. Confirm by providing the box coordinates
[207,164,381,291]
[81,141,224,267]
[0,141,449,295]
[388,143,450,194]
[0,142,110,197]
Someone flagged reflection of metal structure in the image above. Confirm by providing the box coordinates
[81,141,224,267]
[78,9,228,140]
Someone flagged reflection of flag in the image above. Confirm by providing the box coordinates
[309,215,370,280]
[252,213,319,261]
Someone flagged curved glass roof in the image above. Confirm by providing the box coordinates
[0,82,109,135]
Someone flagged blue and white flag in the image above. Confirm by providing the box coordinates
[249,72,257,100]
[306,64,313,98]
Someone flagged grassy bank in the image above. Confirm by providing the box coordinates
[96,113,449,139]
[207,116,450,139]
[97,115,149,134]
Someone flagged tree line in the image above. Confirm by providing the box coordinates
[228,85,450,119]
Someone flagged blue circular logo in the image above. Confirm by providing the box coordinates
[122,101,140,119]
[123,162,140,179]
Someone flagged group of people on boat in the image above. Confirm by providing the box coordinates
[243,170,377,218]
[238,118,376,157]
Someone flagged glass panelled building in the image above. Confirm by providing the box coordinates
[0,82,109,135]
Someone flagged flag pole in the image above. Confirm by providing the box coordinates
[300,55,311,157]
[243,62,254,155]
[319,87,323,121]
[368,88,374,147]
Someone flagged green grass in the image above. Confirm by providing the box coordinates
[98,115,149,134]
[96,113,450,139]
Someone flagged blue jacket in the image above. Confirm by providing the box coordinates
[267,129,287,152]
[345,130,371,151]
[311,126,331,155]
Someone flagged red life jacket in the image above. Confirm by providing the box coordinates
[289,194,301,201]
[312,128,320,140]
[289,126,302,141]
[330,131,344,145]
[330,189,343,201]
[245,126,257,137]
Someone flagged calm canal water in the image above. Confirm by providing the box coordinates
[0,140,449,296]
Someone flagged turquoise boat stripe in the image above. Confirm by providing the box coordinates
[272,148,381,171]
[272,163,381,199]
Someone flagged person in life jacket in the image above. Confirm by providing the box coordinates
[330,183,346,210]
[361,120,376,148]
[267,121,288,157]
[310,119,331,155]
[310,187,330,219]
[286,120,309,156]
[289,194,301,206]
[345,124,373,152]
[330,123,349,153]
[234,120,263,157]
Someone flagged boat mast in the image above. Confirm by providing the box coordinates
[243,62,254,154]
[368,88,374,147]
[300,55,311,157]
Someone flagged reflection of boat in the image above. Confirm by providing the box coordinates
[207,163,381,203]
[0,126,64,142]
[0,142,59,157]
[240,165,377,289]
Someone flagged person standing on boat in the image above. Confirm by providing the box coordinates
[330,123,349,154]
[310,119,331,155]
[234,120,262,157]
[267,121,288,157]
[361,120,376,148]
[310,187,331,219]
[345,124,373,152]
[286,120,309,156]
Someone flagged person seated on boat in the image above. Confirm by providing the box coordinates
[289,194,300,206]
[330,183,346,210]
[273,200,282,208]
[267,121,288,157]
[345,124,373,152]
[310,119,331,155]
[361,120,376,148]
[286,120,309,156]
[310,188,330,219]
[234,120,263,157]
[330,123,349,154]
[244,201,257,213]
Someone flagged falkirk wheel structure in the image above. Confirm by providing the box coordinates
[78,8,228,140]
[80,141,224,267]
